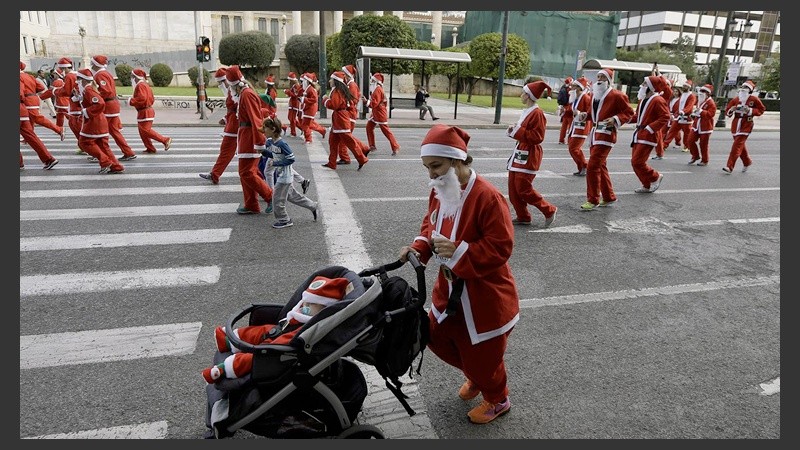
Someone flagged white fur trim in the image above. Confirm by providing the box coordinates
[420,143,467,160]
[301,292,339,306]
[598,69,613,82]
[330,73,344,83]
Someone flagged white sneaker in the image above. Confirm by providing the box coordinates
[649,174,664,193]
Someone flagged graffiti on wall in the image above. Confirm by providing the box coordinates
[158,98,225,112]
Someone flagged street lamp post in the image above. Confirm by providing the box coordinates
[714,11,735,129]
[78,25,89,69]
[452,26,458,47]
[281,15,287,52]
[714,16,755,129]
[430,32,436,44]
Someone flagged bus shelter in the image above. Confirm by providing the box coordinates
[581,58,684,99]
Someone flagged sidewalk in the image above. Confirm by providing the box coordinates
[119,96,780,132]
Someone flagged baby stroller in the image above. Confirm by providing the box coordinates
[203,254,427,439]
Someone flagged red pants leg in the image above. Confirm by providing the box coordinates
[210,136,238,183]
[698,133,712,164]
[686,130,700,161]
[31,110,62,136]
[726,135,750,170]
[365,120,377,149]
[239,158,272,212]
[586,145,614,205]
[19,120,55,165]
[567,137,587,171]
[107,116,135,157]
[631,143,659,188]
[509,171,556,220]
[378,123,400,151]
[138,121,169,152]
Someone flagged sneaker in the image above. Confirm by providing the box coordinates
[265,202,273,214]
[120,154,137,161]
[272,220,294,229]
[651,155,663,160]
[742,164,751,173]
[108,168,125,174]
[578,167,587,176]
[358,159,368,171]
[458,380,480,401]
[164,137,172,151]
[544,208,557,228]
[722,167,732,174]
[87,156,99,162]
[511,218,532,226]
[75,149,87,155]
[688,158,699,165]
[392,149,399,156]
[598,199,616,207]
[467,398,511,424]
[59,128,65,141]
[236,205,258,215]
[43,159,59,170]
[301,179,311,194]
[337,159,351,165]
[432,117,440,121]
[681,147,689,152]
[143,149,157,154]
[634,186,651,193]
[649,174,664,193]
[199,173,218,184]
[580,201,597,211]
[312,207,318,222]
[98,166,111,174]
[696,162,707,166]
[321,163,336,170]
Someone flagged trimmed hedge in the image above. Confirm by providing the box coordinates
[149,63,173,87]
[115,64,133,86]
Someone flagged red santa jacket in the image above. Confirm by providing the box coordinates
[221,91,238,138]
[691,96,717,135]
[589,88,634,147]
[366,84,389,124]
[629,94,670,147]
[48,78,70,112]
[93,68,121,118]
[409,171,520,344]
[127,80,156,122]
[79,85,109,138]
[20,71,45,113]
[569,90,593,138]
[725,94,765,136]
[54,71,83,116]
[284,82,302,112]
[346,80,361,122]
[323,88,353,133]
[301,85,319,119]
[235,86,266,157]
[675,91,697,125]
[506,105,546,175]
[20,79,29,121]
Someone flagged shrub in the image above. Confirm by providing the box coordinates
[115,64,133,86]
[149,63,173,87]
[187,66,211,88]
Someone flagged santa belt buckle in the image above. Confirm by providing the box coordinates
[441,266,455,282]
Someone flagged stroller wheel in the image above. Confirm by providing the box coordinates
[337,424,385,439]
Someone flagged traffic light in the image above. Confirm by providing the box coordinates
[196,40,204,62]
[201,36,211,62]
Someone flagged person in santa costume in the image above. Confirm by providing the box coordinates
[19,76,58,170]
[685,84,718,166]
[505,80,558,227]
[722,79,765,173]
[89,55,138,161]
[48,67,70,130]
[662,80,695,157]
[662,82,682,150]
[199,68,238,185]
[283,72,303,137]
[581,68,634,210]
[74,68,125,174]
[202,276,353,383]
[127,68,172,154]
[337,64,371,162]
[362,72,401,155]
[566,76,592,176]
[52,57,86,154]
[628,75,670,194]
[321,71,369,171]
[226,65,273,214]
[557,76,574,145]
[20,61,65,142]
[299,72,327,144]
[398,125,519,425]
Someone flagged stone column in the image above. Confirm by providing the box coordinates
[292,11,301,36]
[334,11,343,33]
[312,11,320,34]
[353,11,363,17]
[243,11,254,31]
[432,11,443,47]
[373,11,384,16]
[392,11,404,20]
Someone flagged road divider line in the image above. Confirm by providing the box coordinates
[23,420,169,439]
[21,228,232,251]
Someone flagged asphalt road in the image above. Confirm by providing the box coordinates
[19,125,780,440]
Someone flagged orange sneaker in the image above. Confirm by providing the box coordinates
[467,398,511,424]
[458,380,480,400]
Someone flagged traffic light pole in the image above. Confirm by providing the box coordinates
[198,61,207,120]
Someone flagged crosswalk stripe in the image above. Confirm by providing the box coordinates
[20,266,221,297]
[21,203,238,221]
[20,172,241,182]
[23,420,169,439]
[21,228,232,251]
[21,323,202,369]
[21,185,244,198]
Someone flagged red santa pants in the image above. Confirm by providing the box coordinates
[136,120,169,152]
[508,171,556,223]
[631,143,661,188]
[664,122,689,148]
[19,120,55,165]
[29,109,62,136]
[328,132,368,168]
[586,144,616,205]
[79,136,124,172]
[653,129,665,158]
[427,310,511,404]
[726,135,752,170]
[238,157,273,212]
[107,115,135,157]
[67,113,83,141]
[567,136,587,172]
[366,121,400,151]
[558,115,573,143]
[301,117,326,143]
[338,120,370,161]
[686,131,712,164]
[287,108,299,136]
[208,135,238,183]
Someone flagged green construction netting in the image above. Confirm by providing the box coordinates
[461,11,620,79]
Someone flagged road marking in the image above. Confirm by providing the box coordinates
[21,172,241,182]
[758,377,780,396]
[23,421,169,439]
[21,185,245,198]
[20,266,221,297]
[519,275,779,309]
[20,228,232,251]
[20,203,238,221]
[20,323,201,369]
[534,216,780,234]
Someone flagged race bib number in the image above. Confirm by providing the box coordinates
[513,149,529,164]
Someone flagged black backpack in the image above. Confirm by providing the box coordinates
[373,274,430,416]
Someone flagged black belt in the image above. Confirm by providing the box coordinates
[104,97,118,102]
[136,106,152,111]
[239,121,251,127]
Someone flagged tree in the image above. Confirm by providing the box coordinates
[114,63,133,87]
[437,46,471,98]
[325,32,343,77]
[759,50,780,93]
[285,34,322,75]
[149,63,173,87]
[188,66,211,88]
[411,41,438,88]
[218,31,276,81]
[338,14,417,74]
[468,32,530,107]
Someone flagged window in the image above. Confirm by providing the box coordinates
[32,38,38,54]
[233,16,242,33]
[258,17,267,32]
[221,15,230,35]
[270,18,279,37]
[23,36,29,54]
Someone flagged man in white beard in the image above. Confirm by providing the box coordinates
[722,79,766,173]
[199,67,239,185]
[398,124,520,425]
[685,84,718,166]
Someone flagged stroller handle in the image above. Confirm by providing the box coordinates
[223,304,297,354]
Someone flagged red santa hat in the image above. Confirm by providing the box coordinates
[699,84,714,95]
[342,64,357,79]
[265,74,275,85]
[76,68,94,81]
[570,76,589,90]
[597,68,614,82]
[90,55,108,68]
[20,61,26,71]
[56,57,73,68]
[740,80,756,92]
[371,73,384,84]
[225,65,246,86]
[132,68,147,80]
[214,67,228,82]
[564,76,573,85]
[420,124,471,161]
[286,276,352,323]
[330,71,345,84]
[523,80,551,101]
[644,75,666,94]
[287,71,298,81]
[302,72,317,83]
[52,67,65,79]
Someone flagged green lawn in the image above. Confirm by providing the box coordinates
[430,92,560,114]
[116,86,199,96]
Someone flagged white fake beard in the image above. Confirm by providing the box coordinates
[637,85,648,101]
[738,90,749,103]
[369,82,377,95]
[592,81,608,98]
[78,82,86,96]
[698,93,707,103]
[568,90,577,103]
[130,78,137,86]
[428,167,462,219]
[219,84,229,97]
[302,80,309,90]
[231,91,240,104]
